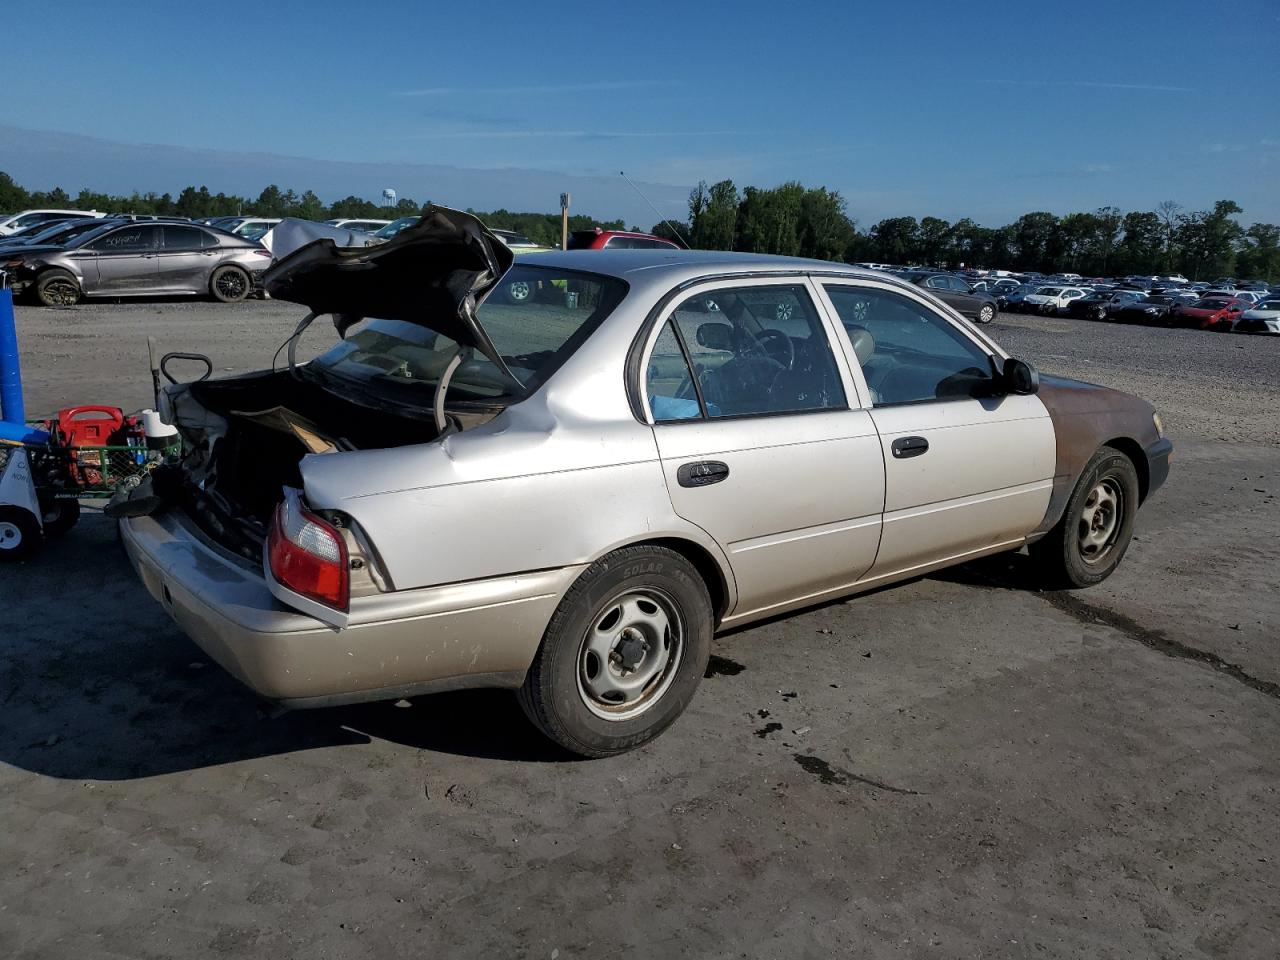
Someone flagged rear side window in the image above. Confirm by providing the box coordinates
[162,226,209,250]
[645,321,702,421]
[663,284,846,418]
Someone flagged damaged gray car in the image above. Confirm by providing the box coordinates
[119,207,1172,757]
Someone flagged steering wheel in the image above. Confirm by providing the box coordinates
[754,329,796,370]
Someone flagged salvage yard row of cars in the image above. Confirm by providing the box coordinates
[111,208,1172,757]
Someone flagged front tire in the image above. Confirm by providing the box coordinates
[518,545,713,757]
[1029,446,1140,589]
[210,265,251,303]
[34,269,81,307]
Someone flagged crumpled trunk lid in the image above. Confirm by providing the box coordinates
[262,204,515,367]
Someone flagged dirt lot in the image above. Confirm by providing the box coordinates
[2,299,1278,959]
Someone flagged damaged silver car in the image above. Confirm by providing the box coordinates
[119,207,1172,757]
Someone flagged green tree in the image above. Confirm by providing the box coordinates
[735,182,805,255]
[917,216,952,266]
[869,216,920,264]
[1115,212,1163,275]
[1010,212,1060,271]
[798,187,856,261]
[0,171,28,212]
[688,179,739,251]
[1234,223,1280,282]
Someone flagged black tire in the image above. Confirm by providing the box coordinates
[1029,446,1140,589]
[518,544,713,757]
[209,265,251,303]
[39,497,81,537]
[976,303,996,324]
[0,506,43,561]
[34,269,81,308]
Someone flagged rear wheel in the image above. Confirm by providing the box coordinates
[976,303,995,324]
[210,265,250,303]
[518,545,713,757]
[1030,446,1140,589]
[39,497,80,537]
[0,507,42,561]
[34,269,81,307]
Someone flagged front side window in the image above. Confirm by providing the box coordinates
[824,285,995,406]
[665,284,845,418]
[90,225,160,252]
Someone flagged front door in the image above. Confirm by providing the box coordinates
[642,279,885,622]
[85,223,161,294]
[819,282,1055,580]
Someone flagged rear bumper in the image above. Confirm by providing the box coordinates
[121,511,580,707]
[1144,437,1173,499]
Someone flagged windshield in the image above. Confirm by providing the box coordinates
[307,265,628,405]
[1139,296,1173,305]
[1192,298,1228,309]
[1037,287,1062,295]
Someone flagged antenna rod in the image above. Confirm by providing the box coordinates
[619,171,691,249]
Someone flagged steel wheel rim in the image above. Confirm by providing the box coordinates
[216,270,246,299]
[1078,477,1123,564]
[44,279,78,306]
[0,521,23,551]
[509,280,531,301]
[577,588,684,722]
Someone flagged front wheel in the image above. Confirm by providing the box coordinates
[210,265,250,303]
[518,545,713,757]
[976,303,995,324]
[1029,446,1140,589]
[34,269,81,307]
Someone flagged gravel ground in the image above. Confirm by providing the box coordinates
[2,298,1278,959]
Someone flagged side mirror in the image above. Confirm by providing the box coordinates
[1001,357,1040,395]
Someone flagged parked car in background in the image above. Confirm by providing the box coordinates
[1171,296,1249,331]
[0,217,114,254]
[1111,295,1178,325]
[568,229,680,251]
[115,210,1171,757]
[373,216,420,240]
[230,218,282,241]
[1023,286,1088,314]
[0,208,106,236]
[1004,284,1039,312]
[5,220,272,306]
[1067,289,1142,321]
[1233,297,1280,335]
[325,218,391,234]
[902,272,998,323]
[492,229,553,253]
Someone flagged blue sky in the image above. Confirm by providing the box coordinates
[3,0,1278,225]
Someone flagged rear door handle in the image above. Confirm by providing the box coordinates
[677,460,729,488]
[891,436,929,459]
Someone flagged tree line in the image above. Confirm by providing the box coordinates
[0,172,626,247]
[652,181,1279,281]
[2,170,1275,280]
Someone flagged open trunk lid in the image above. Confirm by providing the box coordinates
[263,204,516,368]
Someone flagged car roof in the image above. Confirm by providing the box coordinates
[517,250,888,291]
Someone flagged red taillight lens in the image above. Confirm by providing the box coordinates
[267,489,349,611]
[252,249,272,257]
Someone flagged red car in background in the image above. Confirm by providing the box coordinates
[568,228,680,250]
[1170,296,1250,331]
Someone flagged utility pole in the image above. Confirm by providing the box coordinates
[560,193,570,251]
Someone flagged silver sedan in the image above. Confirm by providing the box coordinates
[7,220,272,306]
[117,209,1172,757]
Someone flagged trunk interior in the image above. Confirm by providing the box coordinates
[169,370,446,559]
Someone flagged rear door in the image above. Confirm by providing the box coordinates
[156,225,216,293]
[641,278,885,623]
[82,224,161,293]
[819,281,1055,579]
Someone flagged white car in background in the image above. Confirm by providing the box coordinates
[231,218,282,241]
[1023,286,1089,314]
[324,218,391,234]
[0,208,107,236]
[1233,297,1280,335]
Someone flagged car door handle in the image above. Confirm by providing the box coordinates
[677,460,729,488]
[891,436,929,459]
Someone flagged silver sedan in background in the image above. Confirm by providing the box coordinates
[6,220,273,306]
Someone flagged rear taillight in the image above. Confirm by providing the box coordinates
[267,489,349,611]
[252,249,272,257]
